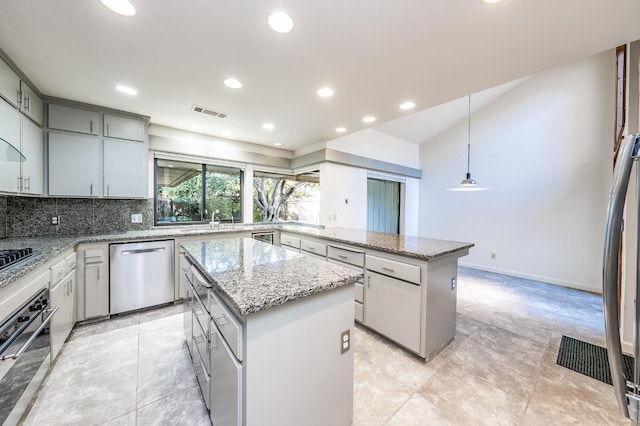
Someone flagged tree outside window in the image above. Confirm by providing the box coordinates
[253,171,319,223]
[155,159,242,225]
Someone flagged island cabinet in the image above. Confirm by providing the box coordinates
[182,238,360,426]
[277,228,472,361]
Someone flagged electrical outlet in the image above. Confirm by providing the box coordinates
[131,214,143,223]
[491,253,496,259]
[51,215,59,225]
[451,276,457,290]
[340,329,350,354]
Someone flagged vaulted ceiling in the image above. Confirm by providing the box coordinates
[0,1,639,151]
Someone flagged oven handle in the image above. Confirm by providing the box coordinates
[1,306,59,361]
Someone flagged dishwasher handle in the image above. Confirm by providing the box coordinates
[120,247,166,256]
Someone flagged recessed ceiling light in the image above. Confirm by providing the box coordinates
[481,0,503,4]
[268,11,294,33]
[336,127,346,133]
[222,131,232,137]
[317,88,334,98]
[100,0,136,16]
[400,101,416,110]
[263,123,275,130]
[116,84,137,95]
[273,142,282,146]
[362,116,376,123]
[191,125,202,131]
[224,78,242,89]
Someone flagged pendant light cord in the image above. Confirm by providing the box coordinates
[467,94,471,176]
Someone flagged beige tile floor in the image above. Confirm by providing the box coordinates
[23,267,627,425]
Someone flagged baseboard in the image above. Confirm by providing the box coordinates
[459,261,601,294]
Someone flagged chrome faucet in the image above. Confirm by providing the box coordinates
[210,209,220,229]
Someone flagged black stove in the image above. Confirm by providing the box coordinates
[0,248,34,271]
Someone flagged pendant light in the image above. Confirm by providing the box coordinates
[448,95,489,191]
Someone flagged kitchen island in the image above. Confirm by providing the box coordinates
[181,238,362,426]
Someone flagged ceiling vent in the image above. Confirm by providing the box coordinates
[191,105,228,119]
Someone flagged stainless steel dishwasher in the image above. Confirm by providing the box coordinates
[109,240,174,315]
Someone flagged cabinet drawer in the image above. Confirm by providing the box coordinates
[280,234,301,249]
[65,252,77,273]
[209,290,243,362]
[50,259,67,285]
[192,310,210,373]
[327,245,364,267]
[366,254,420,285]
[301,239,326,257]
[355,282,364,303]
[48,104,99,135]
[355,301,363,323]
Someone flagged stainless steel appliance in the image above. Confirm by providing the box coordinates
[0,248,35,271]
[603,133,640,423]
[109,240,174,315]
[0,288,57,424]
[252,231,274,244]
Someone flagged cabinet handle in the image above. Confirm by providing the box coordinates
[96,267,100,281]
[213,314,228,327]
[307,246,315,251]
[24,177,30,191]
[90,120,93,134]
[381,266,395,273]
[16,90,21,106]
[24,96,30,111]
[69,279,73,294]
[90,183,93,196]
[208,331,217,351]
[107,185,110,197]
[106,123,109,136]
[338,254,348,260]
[17,177,21,192]
[368,275,371,288]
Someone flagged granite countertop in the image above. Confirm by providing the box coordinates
[182,238,362,316]
[280,226,474,261]
[0,223,472,292]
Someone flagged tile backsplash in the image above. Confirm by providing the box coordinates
[0,196,154,238]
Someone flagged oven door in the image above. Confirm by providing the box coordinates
[0,303,58,424]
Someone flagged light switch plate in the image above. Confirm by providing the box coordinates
[131,214,143,223]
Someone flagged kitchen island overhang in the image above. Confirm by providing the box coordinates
[181,237,361,426]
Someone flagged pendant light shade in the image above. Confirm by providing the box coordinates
[448,95,489,191]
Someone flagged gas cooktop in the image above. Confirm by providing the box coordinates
[0,248,35,272]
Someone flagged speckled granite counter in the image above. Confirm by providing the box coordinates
[279,226,473,261]
[0,223,472,292]
[182,238,362,316]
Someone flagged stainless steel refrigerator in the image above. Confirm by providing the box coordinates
[603,133,640,422]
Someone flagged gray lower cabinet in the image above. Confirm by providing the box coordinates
[76,244,109,321]
[210,323,242,425]
[364,271,421,353]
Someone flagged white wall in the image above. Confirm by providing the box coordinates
[419,50,615,293]
[319,129,421,232]
[326,128,420,169]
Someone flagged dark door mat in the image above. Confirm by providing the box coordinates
[556,335,634,385]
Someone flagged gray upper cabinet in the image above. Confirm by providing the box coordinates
[104,114,145,141]
[0,98,22,192]
[103,138,146,198]
[0,59,21,108]
[20,116,43,195]
[48,131,101,197]
[49,104,99,136]
[20,81,43,126]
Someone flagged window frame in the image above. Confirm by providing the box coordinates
[154,158,243,226]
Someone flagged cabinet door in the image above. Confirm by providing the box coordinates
[65,271,77,330]
[48,104,99,135]
[20,116,43,195]
[20,82,43,126]
[48,132,101,196]
[0,99,21,192]
[104,114,145,141]
[103,138,146,197]
[364,271,422,353]
[49,280,66,360]
[84,262,108,319]
[0,59,20,108]
[210,326,242,426]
